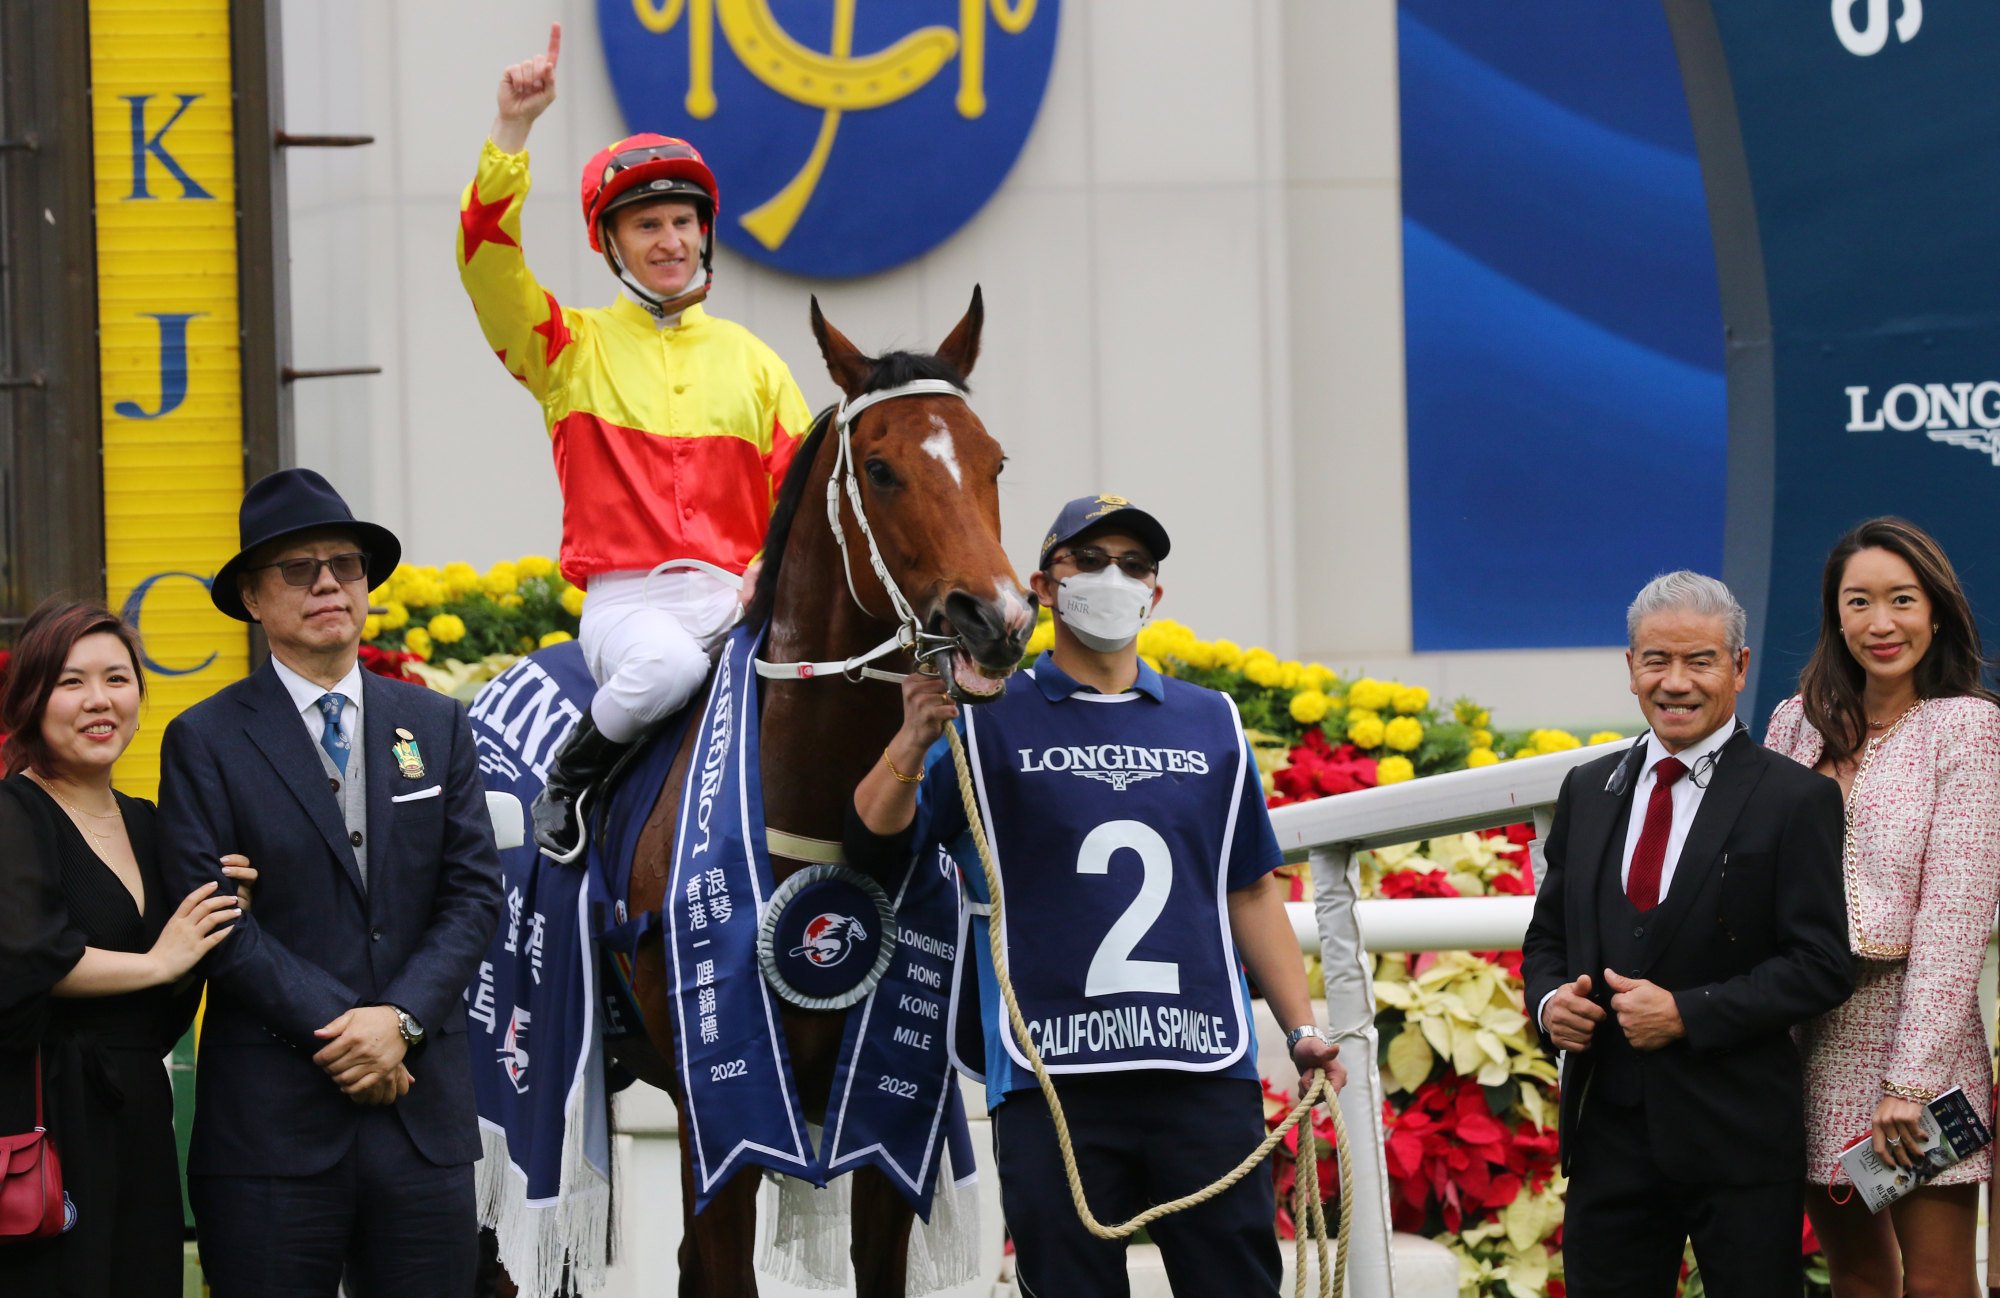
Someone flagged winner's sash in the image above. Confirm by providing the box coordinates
[669,625,974,1217]
[669,627,819,1208]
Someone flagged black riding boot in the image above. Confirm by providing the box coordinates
[532,710,631,864]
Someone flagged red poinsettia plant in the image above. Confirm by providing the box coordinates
[358,643,424,683]
[1268,729,1378,806]
[1382,1073,1560,1235]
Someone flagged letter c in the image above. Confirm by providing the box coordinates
[119,572,219,676]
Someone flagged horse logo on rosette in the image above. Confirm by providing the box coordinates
[499,1007,532,1094]
[598,0,1061,276]
[790,912,869,967]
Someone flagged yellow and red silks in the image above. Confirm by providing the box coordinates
[458,140,810,586]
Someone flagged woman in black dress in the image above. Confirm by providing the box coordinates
[0,601,254,1295]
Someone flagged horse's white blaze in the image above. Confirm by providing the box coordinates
[922,416,963,487]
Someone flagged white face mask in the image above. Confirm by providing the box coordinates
[1056,567,1154,652]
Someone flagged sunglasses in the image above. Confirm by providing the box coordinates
[251,552,370,587]
[1048,546,1158,581]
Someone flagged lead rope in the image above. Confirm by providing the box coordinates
[943,726,1351,1298]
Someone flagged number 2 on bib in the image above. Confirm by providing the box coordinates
[1077,820,1181,997]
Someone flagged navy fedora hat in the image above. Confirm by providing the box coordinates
[211,468,402,622]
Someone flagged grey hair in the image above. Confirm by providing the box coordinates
[1626,570,1747,656]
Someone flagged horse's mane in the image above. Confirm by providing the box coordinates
[745,350,969,630]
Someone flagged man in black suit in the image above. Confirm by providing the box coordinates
[159,469,503,1296]
[1522,570,1852,1298]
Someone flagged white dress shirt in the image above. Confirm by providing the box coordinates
[271,655,366,766]
[1537,715,1739,1034]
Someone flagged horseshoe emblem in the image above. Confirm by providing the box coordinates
[631,0,1041,250]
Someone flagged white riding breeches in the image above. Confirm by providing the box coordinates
[579,568,740,743]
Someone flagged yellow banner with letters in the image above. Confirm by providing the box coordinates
[89,0,248,799]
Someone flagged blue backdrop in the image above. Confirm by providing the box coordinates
[1400,3,1726,650]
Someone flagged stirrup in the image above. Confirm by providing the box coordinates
[539,785,594,867]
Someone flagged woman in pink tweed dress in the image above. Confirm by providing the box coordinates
[1765,517,2000,1298]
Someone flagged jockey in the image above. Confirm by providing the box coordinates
[458,23,810,861]
[843,496,1349,1298]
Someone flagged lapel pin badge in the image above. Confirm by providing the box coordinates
[392,727,425,780]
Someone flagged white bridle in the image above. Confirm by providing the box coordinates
[754,379,968,685]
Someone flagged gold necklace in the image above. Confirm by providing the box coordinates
[30,776,120,843]
[1867,698,1919,730]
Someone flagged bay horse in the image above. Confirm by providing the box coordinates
[617,289,1033,1296]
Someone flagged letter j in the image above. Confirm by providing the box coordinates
[115,313,201,420]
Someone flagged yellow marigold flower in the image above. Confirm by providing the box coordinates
[1289,690,1331,725]
[516,554,557,579]
[403,627,433,660]
[1347,707,1380,726]
[1305,663,1340,692]
[428,613,467,644]
[1348,677,1393,713]
[482,562,519,599]
[1471,728,1493,748]
[381,601,410,631]
[399,571,445,609]
[1588,730,1625,745]
[1392,684,1430,715]
[1025,620,1056,657]
[362,615,382,641]
[1347,713,1386,749]
[1384,716,1424,752]
[441,562,479,599]
[1377,755,1415,784]
[1209,639,1244,671]
[539,630,573,648]
[1531,728,1581,753]
[559,585,586,618]
[1175,640,1214,670]
[1141,653,1163,672]
[1467,747,1499,768]
[498,593,524,610]
[1242,653,1282,689]
[1276,661,1302,692]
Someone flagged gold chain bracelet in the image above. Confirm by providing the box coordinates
[883,748,924,785]
[1882,1079,1936,1103]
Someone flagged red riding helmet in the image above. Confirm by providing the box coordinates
[579,133,719,254]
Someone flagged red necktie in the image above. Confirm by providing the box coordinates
[1625,756,1687,912]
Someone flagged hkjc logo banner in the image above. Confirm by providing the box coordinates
[599,0,1060,277]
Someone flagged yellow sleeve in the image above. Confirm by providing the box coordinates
[456,140,575,410]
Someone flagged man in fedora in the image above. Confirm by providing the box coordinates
[158,468,502,1295]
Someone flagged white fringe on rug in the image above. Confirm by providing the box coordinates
[755,1124,982,1295]
[476,1108,614,1298]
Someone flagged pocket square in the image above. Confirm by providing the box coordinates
[391,785,442,804]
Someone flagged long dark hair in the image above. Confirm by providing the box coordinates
[1,599,148,778]
[1798,517,1995,763]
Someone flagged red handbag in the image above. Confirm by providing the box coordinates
[0,1051,66,1241]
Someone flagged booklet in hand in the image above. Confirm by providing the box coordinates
[1836,1086,1993,1213]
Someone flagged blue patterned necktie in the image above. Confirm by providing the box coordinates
[316,693,350,775]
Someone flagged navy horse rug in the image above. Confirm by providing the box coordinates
[465,630,978,1296]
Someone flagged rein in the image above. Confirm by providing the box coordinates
[754,379,969,688]
[943,724,1354,1298]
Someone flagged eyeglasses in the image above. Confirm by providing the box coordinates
[1048,546,1158,581]
[251,552,370,587]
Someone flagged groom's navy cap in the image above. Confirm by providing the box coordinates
[211,468,402,622]
[1038,494,1172,570]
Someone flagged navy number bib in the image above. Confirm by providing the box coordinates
[964,675,1253,1074]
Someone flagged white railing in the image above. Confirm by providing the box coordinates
[1268,739,1629,1298]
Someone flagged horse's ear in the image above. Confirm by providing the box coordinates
[934,285,983,380]
[810,295,873,398]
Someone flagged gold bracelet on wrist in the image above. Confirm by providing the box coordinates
[883,748,923,785]
[1881,1080,1936,1103]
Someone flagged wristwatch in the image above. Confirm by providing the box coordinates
[393,1007,426,1054]
[1285,1025,1327,1053]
